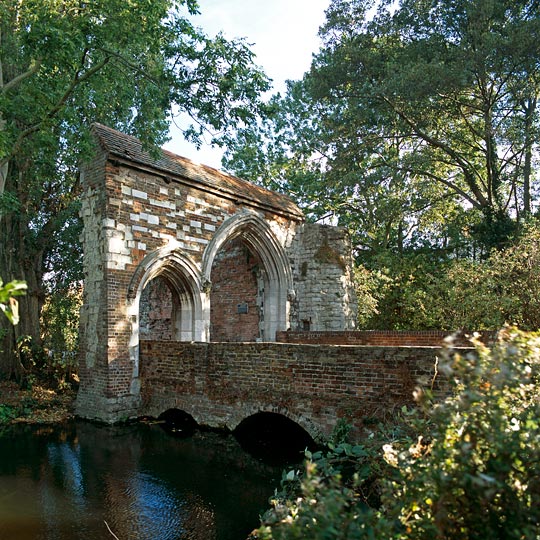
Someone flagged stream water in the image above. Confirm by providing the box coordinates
[0,420,286,540]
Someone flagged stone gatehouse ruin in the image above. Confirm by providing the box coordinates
[76,124,357,421]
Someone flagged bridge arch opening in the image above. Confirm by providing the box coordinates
[158,408,198,437]
[233,412,317,465]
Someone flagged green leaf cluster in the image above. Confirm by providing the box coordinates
[389,328,540,539]
[256,439,389,540]
[359,219,540,330]
[0,404,18,425]
[39,284,81,388]
[0,279,27,325]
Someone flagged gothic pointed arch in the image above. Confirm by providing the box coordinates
[202,211,292,341]
[126,244,210,380]
[127,243,203,304]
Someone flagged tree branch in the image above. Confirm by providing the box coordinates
[1,60,41,94]
[379,94,491,209]
[0,53,110,169]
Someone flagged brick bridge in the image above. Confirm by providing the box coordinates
[75,125,461,439]
[139,336,460,441]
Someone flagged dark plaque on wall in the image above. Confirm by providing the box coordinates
[237,302,249,314]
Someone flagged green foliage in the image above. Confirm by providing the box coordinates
[353,265,384,328]
[1,0,270,159]
[0,397,37,424]
[329,418,353,445]
[255,440,388,540]
[359,220,540,331]
[359,251,447,330]
[388,328,540,539]
[225,0,540,253]
[40,285,81,388]
[0,404,17,425]
[254,330,540,539]
[0,278,27,325]
[0,0,271,372]
[256,462,385,540]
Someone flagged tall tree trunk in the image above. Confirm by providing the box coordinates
[522,96,536,216]
[0,169,44,381]
[484,104,501,211]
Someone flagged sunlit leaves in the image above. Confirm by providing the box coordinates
[0,279,27,325]
[257,330,540,539]
[390,328,540,539]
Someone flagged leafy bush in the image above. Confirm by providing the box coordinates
[353,265,384,327]
[40,285,81,388]
[254,442,390,540]
[0,404,18,425]
[389,328,540,539]
[362,220,540,331]
[254,329,540,539]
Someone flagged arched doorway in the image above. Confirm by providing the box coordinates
[126,246,209,384]
[210,237,263,342]
[138,271,200,342]
[202,212,292,342]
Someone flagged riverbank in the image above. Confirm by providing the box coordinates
[0,381,75,425]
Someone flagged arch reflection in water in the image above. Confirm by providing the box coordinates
[0,421,280,540]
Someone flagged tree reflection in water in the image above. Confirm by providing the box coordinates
[0,421,281,540]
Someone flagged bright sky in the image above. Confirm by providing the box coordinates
[163,0,330,169]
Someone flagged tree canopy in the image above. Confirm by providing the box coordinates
[225,0,540,254]
[223,0,540,332]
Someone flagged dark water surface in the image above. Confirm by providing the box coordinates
[0,420,283,540]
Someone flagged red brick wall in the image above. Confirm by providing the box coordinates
[139,276,173,340]
[210,238,261,342]
[276,330,496,347]
[139,340,457,441]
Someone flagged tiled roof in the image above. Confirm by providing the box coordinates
[91,123,304,220]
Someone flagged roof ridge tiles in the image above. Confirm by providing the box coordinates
[91,123,304,220]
